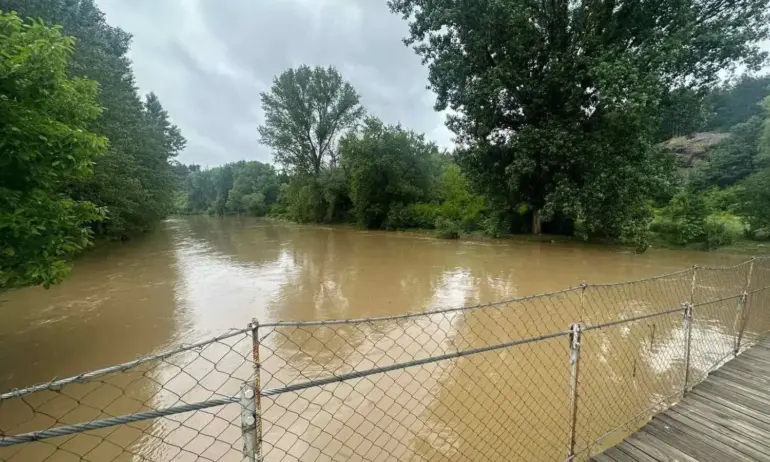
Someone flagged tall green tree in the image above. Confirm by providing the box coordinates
[258,65,364,176]
[341,117,440,228]
[0,12,106,288]
[389,0,769,242]
[1,0,185,239]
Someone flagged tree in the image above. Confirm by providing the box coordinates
[137,92,187,218]
[736,95,770,234]
[258,65,364,175]
[0,13,107,288]
[389,0,769,242]
[1,0,186,239]
[178,161,280,217]
[707,75,770,131]
[226,161,279,215]
[697,117,763,189]
[341,117,440,228]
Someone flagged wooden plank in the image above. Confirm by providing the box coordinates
[741,346,770,361]
[596,340,770,460]
[615,443,658,462]
[593,447,638,462]
[652,414,756,462]
[696,381,770,413]
[674,400,770,452]
[707,374,770,402]
[623,431,698,462]
[734,352,770,368]
[710,369,770,395]
[644,418,732,462]
[689,388,770,428]
[723,357,765,375]
[662,408,770,461]
[715,364,770,386]
[591,453,616,462]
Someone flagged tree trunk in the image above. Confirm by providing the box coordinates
[532,209,542,235]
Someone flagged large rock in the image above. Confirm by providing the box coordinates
[661,132,729,168]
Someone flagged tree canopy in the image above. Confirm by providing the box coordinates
[341,117,441,229]
[388,0,770,243]
[258,65,364,176]
[1,0,186,240]
[0,12,106,287]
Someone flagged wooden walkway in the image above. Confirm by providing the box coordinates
[592,337,770,462]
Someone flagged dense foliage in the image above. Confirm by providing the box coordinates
[259,66,364,176]
[0,12,106,287]
[7,0,770,288]
[1,1,185,288]
[388,0,769,246]
[179,161,280,216]
[1,0,186,240]
[342,118,441,229]
[654,82,770,248]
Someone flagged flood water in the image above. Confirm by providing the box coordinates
[0,216,757,461]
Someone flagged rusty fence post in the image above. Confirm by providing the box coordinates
[250,319,263,462]
[567,322,583,459]
[682,302,694,392]
[735,259,754,355]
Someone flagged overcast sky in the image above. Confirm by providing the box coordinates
[97,0,769,168]
[97,0,452,167]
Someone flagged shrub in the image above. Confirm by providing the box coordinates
[435,217,461,239]
[652,188,709,245]
[703,219,735,250]
[384,203,413,229]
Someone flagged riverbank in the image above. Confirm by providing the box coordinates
[247,215,770,256]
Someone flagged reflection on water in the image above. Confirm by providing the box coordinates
[0,216,750,461]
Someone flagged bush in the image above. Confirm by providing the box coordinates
[384,203,413,229]
[481,214,509,238]
[651,188,709,245]
[435,217,461,239]
[703,219,735,250]
[410,203,439,228]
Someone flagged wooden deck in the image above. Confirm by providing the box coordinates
[592,337,770,462]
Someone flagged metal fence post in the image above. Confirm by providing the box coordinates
[250,319,263,461]
[734,290,750,355]
[567,322,583,459]
[240,383,257,462]
[682,302,694,392]
[735,260,754,355]
[689,266,698,306]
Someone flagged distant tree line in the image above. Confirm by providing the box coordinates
[1,1,185,288]
[182,0,770,250]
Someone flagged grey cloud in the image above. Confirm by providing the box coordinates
[97,0,453,166]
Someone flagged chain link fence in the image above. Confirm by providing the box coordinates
[2,258,770,461]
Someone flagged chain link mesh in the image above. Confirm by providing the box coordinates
[2,258,770,461]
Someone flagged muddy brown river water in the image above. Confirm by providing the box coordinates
[0,216,753,461]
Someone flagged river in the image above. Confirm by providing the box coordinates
[0,216,751,461]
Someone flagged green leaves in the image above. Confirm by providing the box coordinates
[179,161,280,217]
[341,117,440,229]
[0,11,106,288]
[389,0,770,242]
[258,65,364,176]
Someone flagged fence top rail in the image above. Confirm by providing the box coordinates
[0,326,252,400]
[261,266,705,328]
[1,256,759,401]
